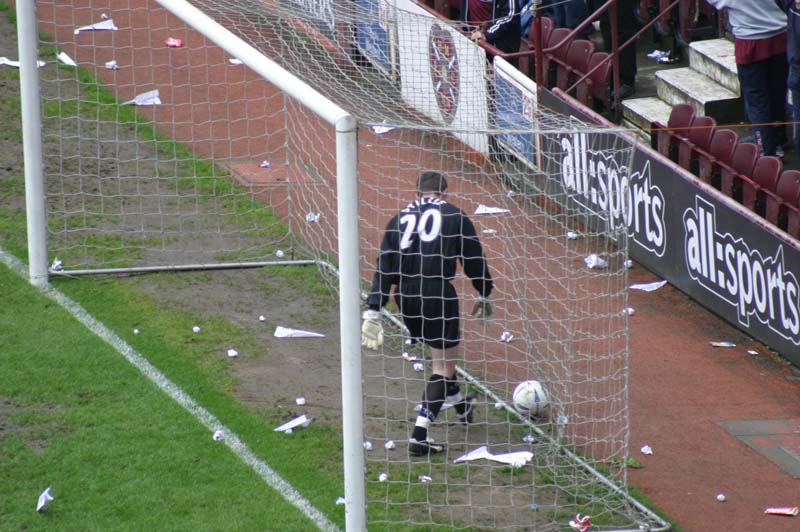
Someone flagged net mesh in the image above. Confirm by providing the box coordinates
[31,0,664,529]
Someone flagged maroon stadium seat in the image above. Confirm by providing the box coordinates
[697,128,738,187]
[720,142,759,200]
[576,52,613,112]
[763,169,800,227]
[656,104,695,161]
[543,27,573,88]
[739,155,783,213]
[678,115,716,173]
[555,39,595,91]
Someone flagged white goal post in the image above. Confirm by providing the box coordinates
[18,0,671,530]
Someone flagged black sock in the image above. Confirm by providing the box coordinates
[445,375,468,416]
[447,373,467,416]
[411,374,446,441]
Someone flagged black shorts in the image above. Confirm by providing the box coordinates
[394,280,460,349]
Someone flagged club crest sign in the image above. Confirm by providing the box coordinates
[428,23,459,123]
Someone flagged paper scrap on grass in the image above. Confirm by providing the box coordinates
[212,430,224,441]
[274,414,311,433]
[0,57,46,68]
[50,257,63,272]
[584,254,608,269]
[630,280,667,292]
[123,89,161,106]
[57,51,76,66]
[274,325,325,338]
[74,19,118,35]
[474,204,510,215]
[454,445,533,466]
[371,122,394,135]
[335,496,346,505]
[36,486,54,512]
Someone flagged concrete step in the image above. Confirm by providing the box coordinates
[688,38,738,95]
[655,67,744,124]
[621,96,673,136]
[619,118,653,146]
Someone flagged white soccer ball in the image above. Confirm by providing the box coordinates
[512,380,549,417]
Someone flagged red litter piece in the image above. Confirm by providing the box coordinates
[164,37,183,48]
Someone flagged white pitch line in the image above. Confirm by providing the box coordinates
[0,248,341,532]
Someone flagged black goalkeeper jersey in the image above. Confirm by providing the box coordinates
[367,197,493,310]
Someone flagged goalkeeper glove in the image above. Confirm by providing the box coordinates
[361,309,384,350]
[470,296,494,320]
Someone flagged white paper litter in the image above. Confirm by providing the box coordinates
[133,328,140,335]
[226,348,238,358]
[212,430,224,441]
[274,325,325,338]
[305,212,320,223]
[630,280,667,292]
[384,440,396,450]
[401,352,417,361]
[522,434,535,444]
[622,307,635,316]
[494,401,503,409]
[584,254,608,269]
[36,486,54,512]
[192,325,201,333]
[258,314,267,322]
[647,49,665,59]
[335,496,346,505]
[104,59,118,70]
[259,160,271,168]
[747,349,759,355]
[274,414,311,433]
[275,249,285,258]
[482,228,498,234]
[57,51,77,66]
[454,445,533,466]
[412,362,424,372]
[624,259,633,269]
[0,57,46,68]
[74,19,119,35]
[566,231,578,240]
[499,331,514,343]
[50,257,63,272]
[295,396,306,406]
[474,204,511,215]
[640,444,653,455]
[418,474,433,483]
[123,89,161,106]
[371,122,394,135]
[378,472,388,482]
[363,440,373,451]
[228,58,243,65]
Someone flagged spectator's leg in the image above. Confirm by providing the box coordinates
[789,67,800,152]
[767,52,789,149]
[738,59,777,156]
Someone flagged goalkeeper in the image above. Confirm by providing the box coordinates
[362,171,494,456]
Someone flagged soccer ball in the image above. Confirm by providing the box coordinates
[512,380,549,417]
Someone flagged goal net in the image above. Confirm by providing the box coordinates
[28,0,666,529]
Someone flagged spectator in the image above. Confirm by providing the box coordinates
[707,0,788,157]
[541,0,594,38]
[588,0,638,99]
[461,0,521,58]
[775,0,800,153]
